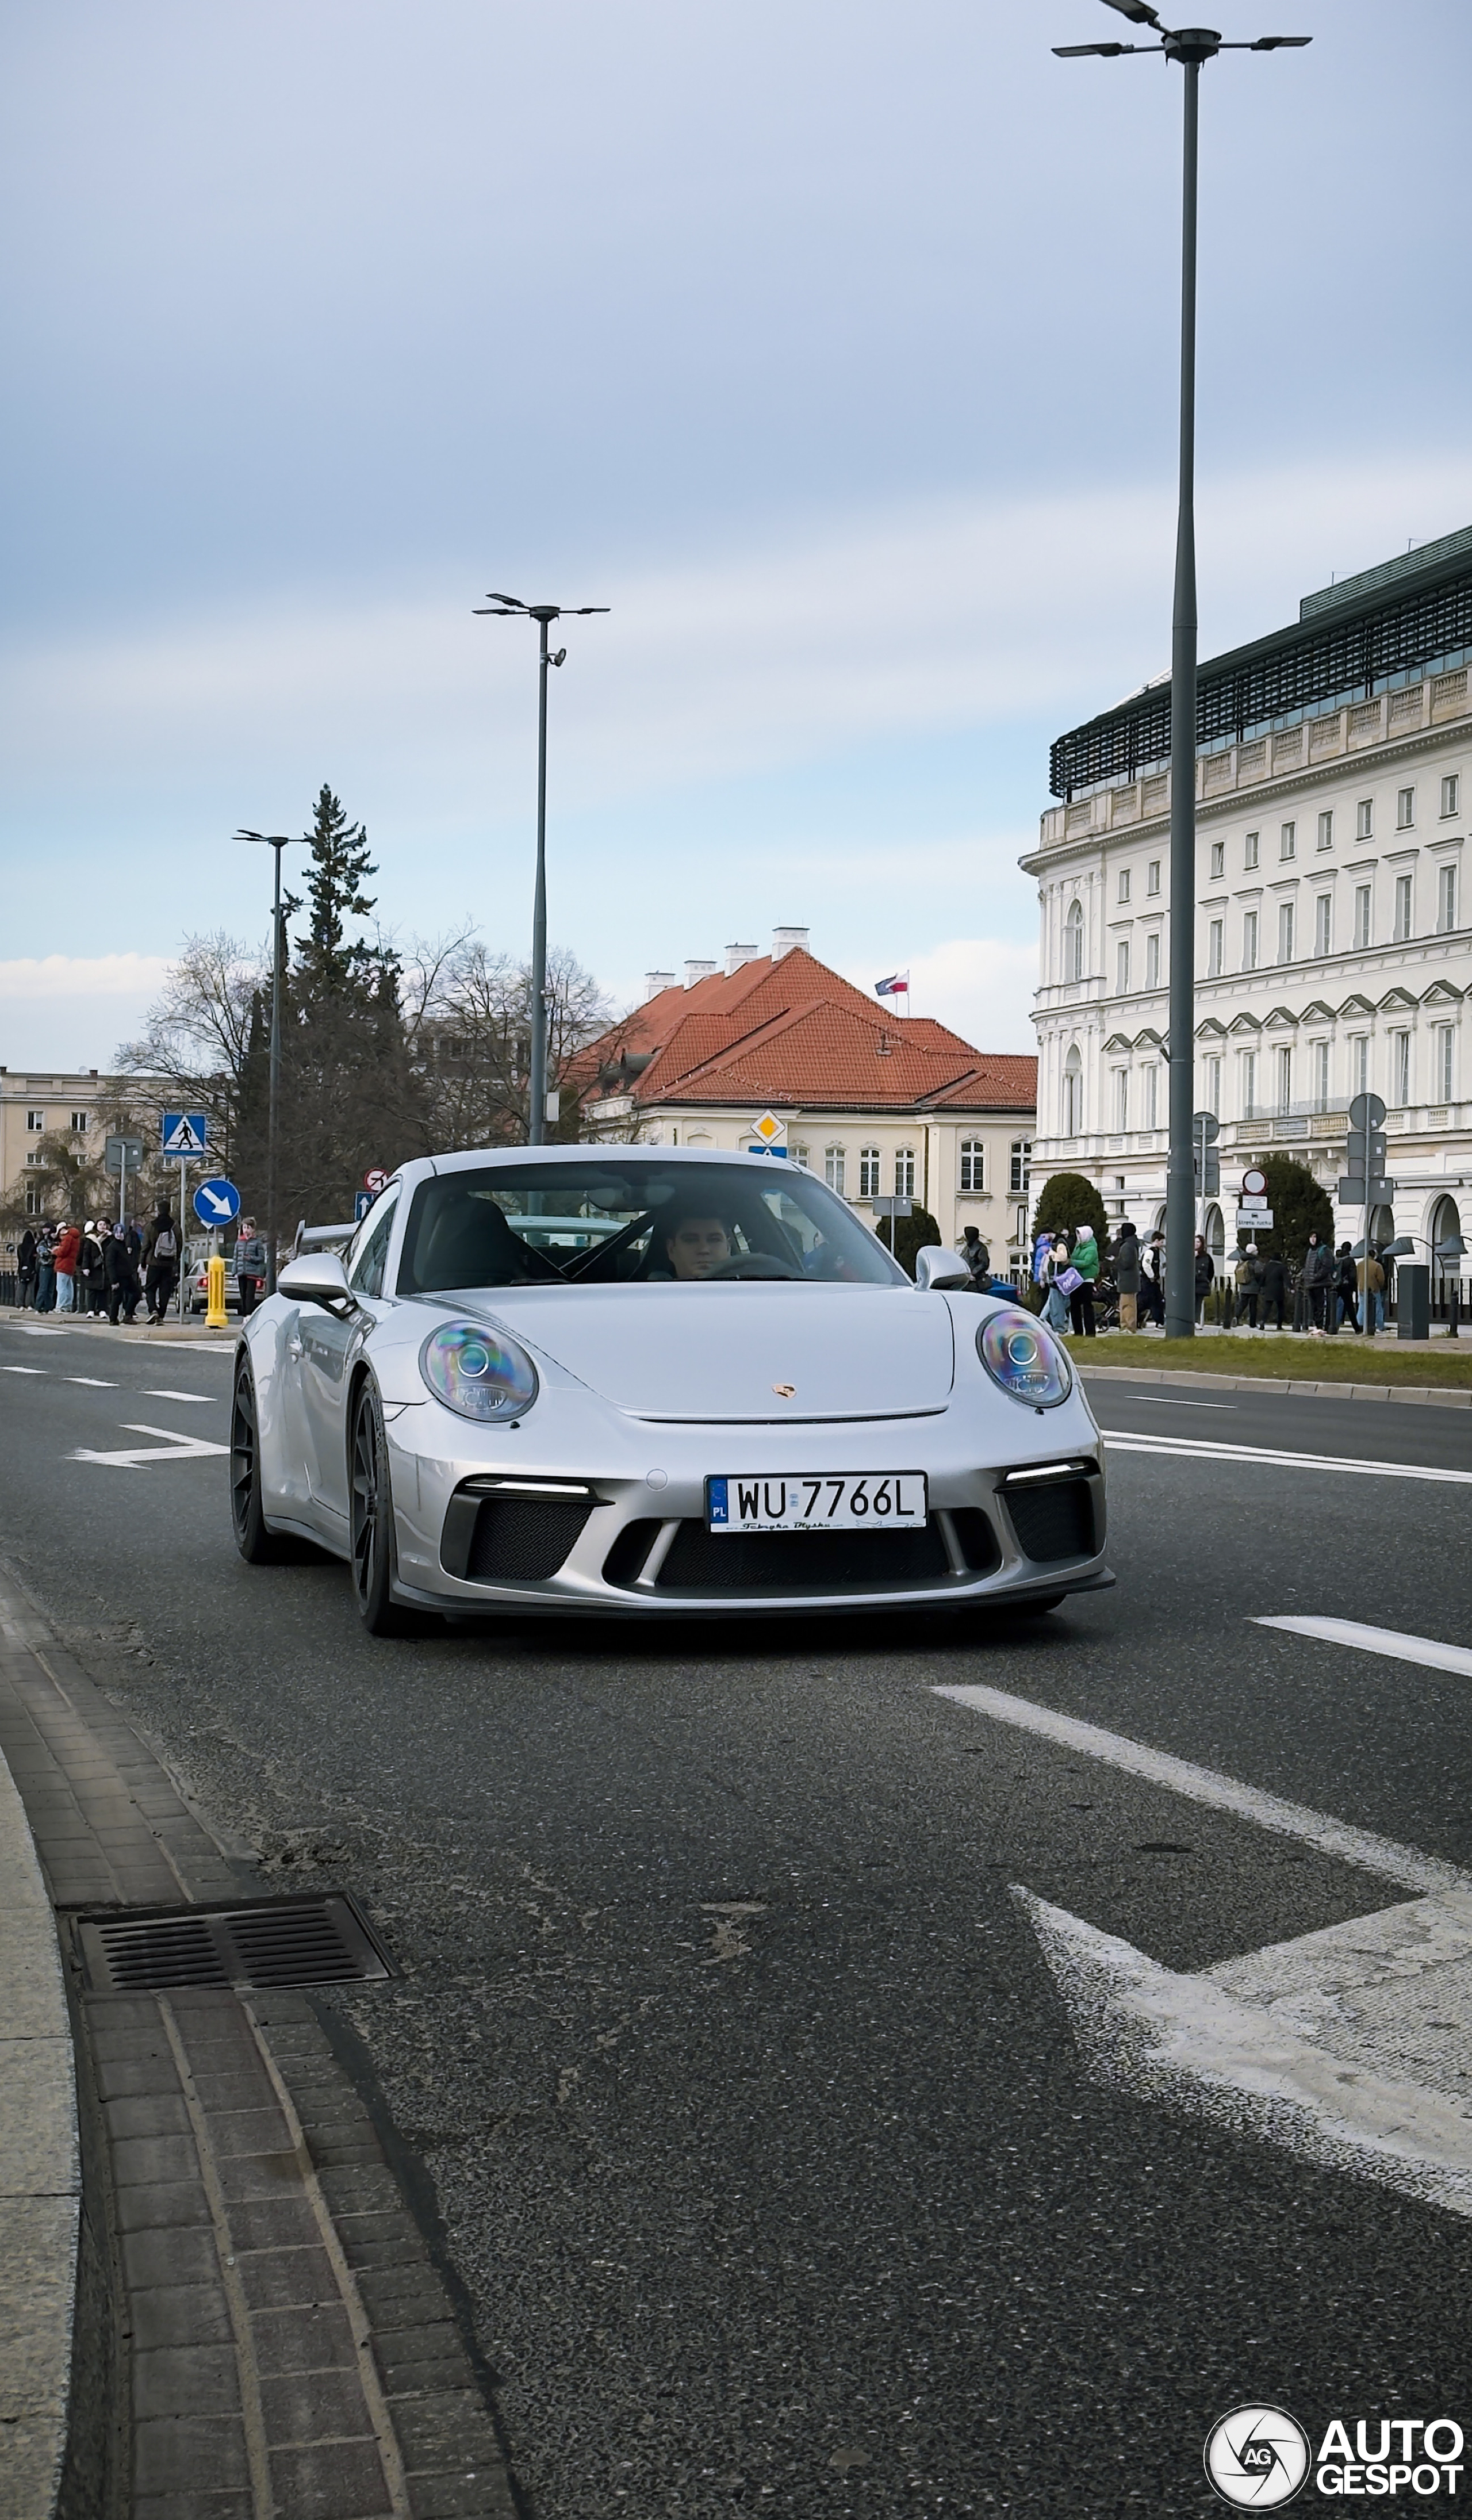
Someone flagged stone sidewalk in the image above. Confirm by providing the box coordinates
[0,1571,520,2520]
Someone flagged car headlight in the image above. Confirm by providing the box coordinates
[419,1322,538,1422]
[976,1308,1072,1408]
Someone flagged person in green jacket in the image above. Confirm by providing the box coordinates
[1070,1221,1099,1337]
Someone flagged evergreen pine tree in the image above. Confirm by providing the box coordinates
[294,786,378,993]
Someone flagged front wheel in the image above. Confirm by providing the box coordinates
[231,1360,288,1563]
[349,1381,414,1636]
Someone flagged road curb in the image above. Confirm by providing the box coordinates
[0,1732,80,2519]
[1078,1363,1472,1409]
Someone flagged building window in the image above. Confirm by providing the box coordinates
[1145,931,1160,988]
[1436,1026,1455,1102]
[1392,1032,1411,1106]
[1282,821,1298,860]
[1007,1140,1030,1194]
[1064,899,1084,982]
[1439,864,1457,932]
[1314,894,1332,958]
[1244,830,1260,870]
[25,1150,44,1168]
[1116,940,1130,994]
[1207,919,1222,977]
[1210,840,1224,880]
[70,1110,89,1134]
[1277,901,1294,963]
[1241,1050,1257,1116]
[25,1189,43,1215]
[1147,859,1161,895]
[1351,1035,1368,1098]
[1276,1045,1293,1113]
[1355,799,1373,841]
[1113,1069,1129,1130]
[1394,872,1413,941]
[25,1109,44,1132]
[961,1139,986,1193]
[1397,787,1415,829]
[1145,1064,1158,1128]
[1203,1056,1220,1118]
[791,1142,809,1169]
[1062,1050,1083,1136]
[1118,867,1131,903]
[1354,884,1372,949]
[894,1146,915,1198]
[858,1146,881,1198]
[824,1144,846,1194]
[1442,774,1460,818]
[1242,909,1259,970]
[1312,1040,1329,1110]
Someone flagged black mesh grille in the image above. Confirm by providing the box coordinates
[948,1508,1000,1574]
[602,1519,663,1588]
[467,1497,593,1582]
[656,1518,950,1594]
[76,1895,392,1994]
[1006,1480,1095,1564]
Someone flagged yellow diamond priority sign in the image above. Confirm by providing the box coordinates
[750,1112,787,1149]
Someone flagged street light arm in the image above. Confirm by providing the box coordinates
[1099,0,1163,23]
[1055,40,1151,53]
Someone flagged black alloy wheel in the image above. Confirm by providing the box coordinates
[349,1380,412,1635]
[231,1359,286,1563]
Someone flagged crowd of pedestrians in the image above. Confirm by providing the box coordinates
[14,1207,186,1325]
[1030,1217,1394,1339]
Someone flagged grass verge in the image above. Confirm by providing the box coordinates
[1062,1335,1472,1388]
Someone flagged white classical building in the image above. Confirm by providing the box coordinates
[1022,526,1472,1286]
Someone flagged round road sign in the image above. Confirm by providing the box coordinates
[1241,1167,1268,1197]
[363,1167,390,1194]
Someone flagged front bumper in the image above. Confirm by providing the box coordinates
[382,1393,1111,1618]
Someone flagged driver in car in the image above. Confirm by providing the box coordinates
[658,1212,733,1279]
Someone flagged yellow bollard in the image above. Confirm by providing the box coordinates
[205,1252,229,1330]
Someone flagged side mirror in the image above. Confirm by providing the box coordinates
[277,1252,356,1314]
[914,1246,972,1292]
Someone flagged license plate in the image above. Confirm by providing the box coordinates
[706,1473,927,1534]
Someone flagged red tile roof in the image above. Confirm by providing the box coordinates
[569,949,1036,1117]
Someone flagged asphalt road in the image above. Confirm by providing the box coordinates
[4,1317,1472,2517]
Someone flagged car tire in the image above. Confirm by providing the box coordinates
[349,1380,415,1636]
[231,1359,289,1563]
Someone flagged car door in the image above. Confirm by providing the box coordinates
[300,1189,400,1525]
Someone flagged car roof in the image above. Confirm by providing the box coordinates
[402,1144,789,1186]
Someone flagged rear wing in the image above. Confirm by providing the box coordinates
[293,1220,356,1258]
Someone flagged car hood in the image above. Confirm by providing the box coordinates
[456,1284,956,1422]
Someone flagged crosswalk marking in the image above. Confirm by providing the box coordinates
[1253,1614,1472,1682]
[1104,1430,1472,1485]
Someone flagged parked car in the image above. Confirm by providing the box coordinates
[229,1146,1111,1633]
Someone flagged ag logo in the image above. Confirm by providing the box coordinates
[1204,2406,1310,2507]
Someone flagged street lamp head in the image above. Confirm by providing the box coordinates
[235,829,305,848]
[1099,0,1163,21]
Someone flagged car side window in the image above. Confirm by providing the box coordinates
[348,1193,398,1299]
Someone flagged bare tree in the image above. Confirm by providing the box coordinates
[116,930,266,1169]
[407,940,618,1148]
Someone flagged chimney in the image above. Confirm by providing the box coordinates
[724,942,760,976]
[684,959,719,989]
[643,970,676,1000]
[771,926,809,959]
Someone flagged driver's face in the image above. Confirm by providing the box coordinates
[666,1216,730,1279]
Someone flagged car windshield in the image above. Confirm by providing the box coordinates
[396,1160,907,1293]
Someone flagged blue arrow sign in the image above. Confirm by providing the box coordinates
[162,1111,209,1156]
[193,1177,240,1225]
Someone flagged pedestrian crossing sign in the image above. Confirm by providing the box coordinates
[161,1112,208,1156]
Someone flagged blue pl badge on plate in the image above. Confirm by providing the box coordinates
[707,1478,730,1526]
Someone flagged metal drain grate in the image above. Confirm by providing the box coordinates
[75,1893,393,1994]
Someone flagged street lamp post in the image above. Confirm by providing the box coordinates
[1054,2,1309,1339]
[237,829,309,1294]
[474,592,609,1145]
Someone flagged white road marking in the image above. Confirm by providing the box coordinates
[1015,1886,1472,2222]
[1104,1430,1472,1485]
[1253,1614,1472,1683]
[2,1366,45,1375]
[69,1423,229,1469]
[932,1682,1471,1896]
[1126,1395,1235,1410]
[143,1389,216,1404]
[66,1376,116,1388]
[20,1328,65,1338]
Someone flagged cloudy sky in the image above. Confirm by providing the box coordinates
[2,0,1469,1070]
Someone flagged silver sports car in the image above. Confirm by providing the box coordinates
[230,1146,1111,1631]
